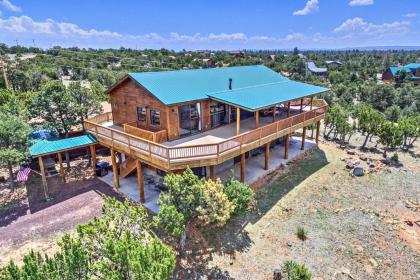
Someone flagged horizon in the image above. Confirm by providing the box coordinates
[0,0,419,50]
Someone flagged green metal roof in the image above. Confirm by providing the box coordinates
[129,65,290,105]
[208,80,329,111]
[30,134,96,157]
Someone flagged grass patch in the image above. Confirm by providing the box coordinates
[296,227,307,241]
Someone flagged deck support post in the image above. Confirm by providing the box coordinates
[255,110,260,128]
[136,160,145,203]
[287,102,291,117]
[301,127,307,150]
[240,153,245,183]
[111,148,120,189]
[300,98,304,113]
[284,134,289,159]
[90,144,97,174]
[272,106,276,122]
[38,156,49,200]
[310,96,314,111]
[228,105,231,124]
[265,142,270,170]
[209,165,215,181]
[316,121,321,144]
[236,107,241,135]
[57,152,65,183]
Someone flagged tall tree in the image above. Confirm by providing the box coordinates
[31,81,77,138]
[67,81,102,130]
[0,112,30,189]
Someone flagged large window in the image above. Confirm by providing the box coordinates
[150,109,161,126]
[136,107,147,123]
[178,103,201,137]
[210,102,227,128]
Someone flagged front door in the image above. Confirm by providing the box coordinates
[178,103,201,137]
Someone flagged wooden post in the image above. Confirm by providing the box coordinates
[310,96,314,111]
[316,121,321,144]
[240,153,245,183]
[136,160,145,203]
[272,106,276,122]
[57,152,65,183]
[300,98,304,113]
[265,142,270,170]
[301,127,307,150]
[38,156,49,200]
[255,110,260,128]
[90,144,97,170]
[111,148,120,189]
[228,105,231,124]
[236,107,241,135]
[209,165,215,181]
[284,134,289,159]
[287,102,291,117]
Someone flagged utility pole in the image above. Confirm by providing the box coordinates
[0,59,9,90]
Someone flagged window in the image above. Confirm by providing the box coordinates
[136,107,147,122]
[150,109,160,126]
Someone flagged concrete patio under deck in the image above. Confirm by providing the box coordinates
[97,135,316,213]
[97,168,161,213]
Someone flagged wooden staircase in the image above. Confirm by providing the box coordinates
[120,157,137,178]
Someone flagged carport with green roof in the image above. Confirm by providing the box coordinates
[29,134,98,200]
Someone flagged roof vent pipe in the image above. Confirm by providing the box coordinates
[228,78,233,90]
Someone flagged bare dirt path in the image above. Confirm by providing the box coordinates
[0,176,122,266]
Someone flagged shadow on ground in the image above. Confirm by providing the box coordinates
[174,147,329,279]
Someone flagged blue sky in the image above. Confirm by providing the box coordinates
[0,0,419,50]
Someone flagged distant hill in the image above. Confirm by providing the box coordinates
[338,46,420,51]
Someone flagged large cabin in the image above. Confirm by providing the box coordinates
[85,65,329,203]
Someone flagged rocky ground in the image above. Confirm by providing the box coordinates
[176,134,419,279]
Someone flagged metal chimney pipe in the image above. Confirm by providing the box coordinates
[229,78,232,90]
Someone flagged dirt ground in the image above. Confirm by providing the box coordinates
[175,134,420,279]
[0,135,419,279]
[0,160,123,267]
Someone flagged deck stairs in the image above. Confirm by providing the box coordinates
[120,157,137,178]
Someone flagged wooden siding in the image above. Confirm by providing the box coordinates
[109,77,171,136]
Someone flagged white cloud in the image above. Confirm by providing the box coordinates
[0,15,121,37]
[334,17,410,35]
[403,13,417,18]
[293,0,319,16]
[0,0,21,12]
[349,0,374,6]
[284,33,305,41]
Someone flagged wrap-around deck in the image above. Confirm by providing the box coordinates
[84,99,327,171]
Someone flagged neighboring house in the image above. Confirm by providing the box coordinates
[85,65,329,202]
[382,63,420,85]
[306,61,328,76]
[325,60,342,69]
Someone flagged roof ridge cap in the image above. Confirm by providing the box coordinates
[207,80,291,95]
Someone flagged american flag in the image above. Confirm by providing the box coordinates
[17,167,31,182]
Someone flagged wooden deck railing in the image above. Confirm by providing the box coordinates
[123,122,168,143]
[85,100,328,170]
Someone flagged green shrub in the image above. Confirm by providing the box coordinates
[154,199,185,237]
[390,152,399,162]
[297,227,307,241]
[283,260,311,280]
[224,178,254,216]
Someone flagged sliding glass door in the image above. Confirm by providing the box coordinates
[178,103,201,137]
